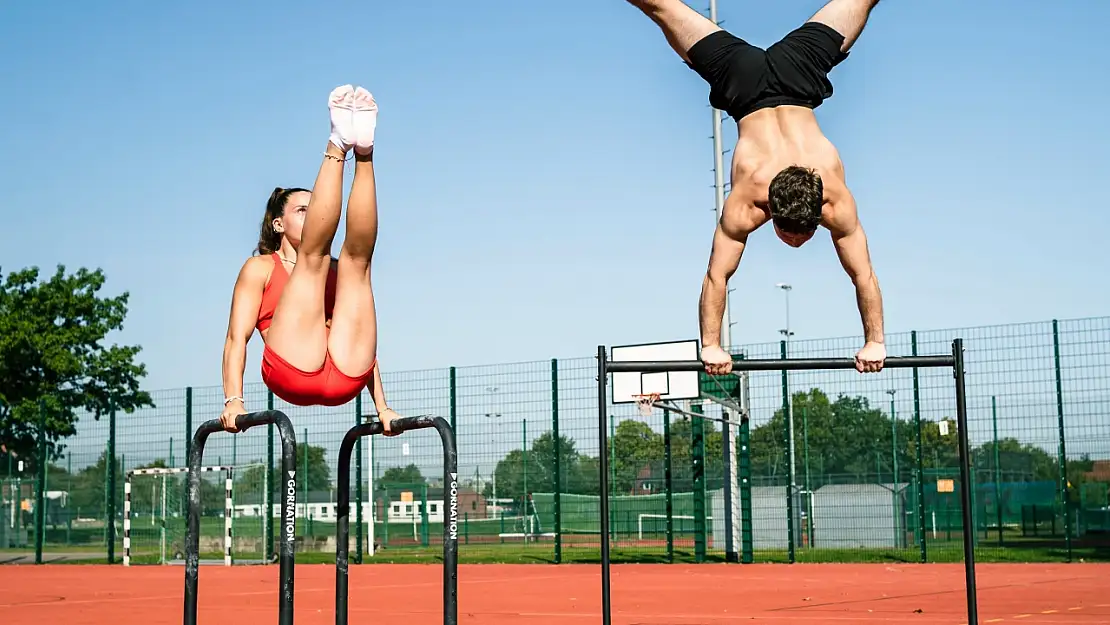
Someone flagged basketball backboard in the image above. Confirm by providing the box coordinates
[611,339,700,404]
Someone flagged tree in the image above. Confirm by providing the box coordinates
[486,431,594,503]
[752,389,904,483]
[66,449,123,516]
[380,464,426,486]
[971,438,1060,481]
[609,420,663,493]
[665,414,724,491]
[0,265,154,465]
[296,443,331,493]
[233,443,331,502]
[522,431,580,495]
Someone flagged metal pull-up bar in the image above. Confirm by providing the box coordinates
[334,414,459,625]
[606,354,955,373]
[595,338,978,625]
[183,410,298,625]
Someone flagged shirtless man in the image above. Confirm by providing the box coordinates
[624,0,887,375]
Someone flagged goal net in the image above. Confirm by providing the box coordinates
[123,465,265,566]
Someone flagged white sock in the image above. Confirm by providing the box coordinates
[328,85,356,153]
[352,86,378,155]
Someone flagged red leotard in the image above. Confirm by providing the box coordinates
[257,253,374,407]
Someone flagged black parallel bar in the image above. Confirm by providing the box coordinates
[596,345,612,625]
[952,339,979,624]
[184,410,297,625]
[335,415,458,625]
[606,355,954,373]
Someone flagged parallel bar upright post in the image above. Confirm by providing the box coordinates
[335,415,457,625]
[184,411,297,625]
[355,395,364,564]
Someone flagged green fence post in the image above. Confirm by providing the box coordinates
[355,394,364,564]
[1051,319,1072,562]
[303,428,311,538]
[106,400,117,564]
[691,402,706,563]
[911,331,927,563]
[780,340,796,564]
[420,482,429,547]
[65,454,72,546]
[382,491,390,546]
[551,358,562,564]
[802,406,812,547]
[34,400,47,564]
[521,418,530,543]
[663,407,674,562]
[266,390,275,561]
[992,396,1002,547]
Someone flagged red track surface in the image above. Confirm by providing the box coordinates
[1,563,1107,624]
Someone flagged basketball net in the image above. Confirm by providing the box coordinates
[633,393,661,417]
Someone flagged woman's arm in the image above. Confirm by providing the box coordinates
[366,363,402,435]
[366,364,389,413]
[222,258,268,413]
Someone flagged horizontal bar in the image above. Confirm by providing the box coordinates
[606,354,955,373]
[355,414,438,436]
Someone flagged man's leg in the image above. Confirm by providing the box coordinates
[807,0,881,53]
[626,0,722,63]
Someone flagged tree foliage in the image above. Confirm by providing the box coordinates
[235,443,332,498]
[380,463,426,486]
[0,265,154,465]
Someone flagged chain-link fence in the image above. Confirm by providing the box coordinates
[3,316,1108,565]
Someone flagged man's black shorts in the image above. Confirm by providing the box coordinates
[685,22,849,121]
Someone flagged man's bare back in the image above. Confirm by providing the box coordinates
[625,0,887,374]
[724,107,846,241]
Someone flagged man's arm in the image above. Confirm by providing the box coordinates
[830,206,884,345]
[699,223,748,349]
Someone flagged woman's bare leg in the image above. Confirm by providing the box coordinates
[329,87,380,377]
[266,85,357,372]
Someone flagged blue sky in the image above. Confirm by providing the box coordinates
[3,0,1110,394]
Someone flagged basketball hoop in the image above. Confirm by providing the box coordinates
[633,393,661,417]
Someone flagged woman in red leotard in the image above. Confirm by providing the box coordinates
[219,84,399,434]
